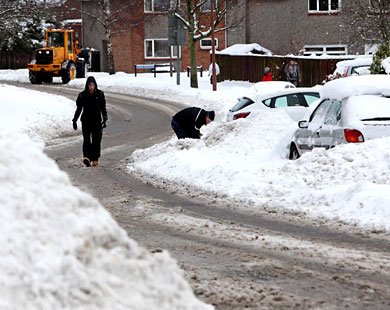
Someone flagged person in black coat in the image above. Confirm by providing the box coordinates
[72,76,108,167]
[171,107,215,139]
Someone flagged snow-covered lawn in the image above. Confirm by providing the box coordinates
[0,82,211,309]
[2,69,390,235]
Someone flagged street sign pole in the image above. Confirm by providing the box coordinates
[176,45,180,85]
[168,7,186,86]
[210,0,217,91]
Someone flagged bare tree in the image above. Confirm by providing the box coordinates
[174,0,242,88]
[342,0,390,52]
[67,0,142,75]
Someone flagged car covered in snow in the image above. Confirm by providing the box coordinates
[332,56,372,78]
[251,81,295,93]
[289,75,390,159]
[227,87,320,122]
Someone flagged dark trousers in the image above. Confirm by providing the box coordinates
[171,118,188,139]
[82,122,103,161]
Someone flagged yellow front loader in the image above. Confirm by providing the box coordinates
[27,28,88,84]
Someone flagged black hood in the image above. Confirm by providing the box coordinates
[85,76,98,90]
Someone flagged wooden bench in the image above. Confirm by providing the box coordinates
[134,63,174,77]
[186,65,203,77]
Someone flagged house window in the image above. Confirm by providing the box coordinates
[145,39,181,58]
[303,45,348,56]
[144,0,170,12]
[200,0,216,12]
[308,0,340,13]
[200,38,218,50]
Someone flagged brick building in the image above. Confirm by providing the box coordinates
[81,0,226,73]
[227,0,377,56]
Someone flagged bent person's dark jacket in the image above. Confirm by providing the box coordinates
[173,107,208,139]
[73,77,107,124]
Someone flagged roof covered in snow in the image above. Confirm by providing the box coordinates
[321,75,390,100]
[218,43,272,56]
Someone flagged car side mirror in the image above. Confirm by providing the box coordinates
[298,120,308,128]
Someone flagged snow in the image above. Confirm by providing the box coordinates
[320,75,390,101]
[0,82,212,310]
[382,57,390,74]
[0,84,74,142]
[218,43,272,56]
[2,69,390,237]
[251,81,295,93]
[333,56,372,76]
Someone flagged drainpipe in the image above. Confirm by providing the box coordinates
[245,0,249,43]
[81,1,85,48]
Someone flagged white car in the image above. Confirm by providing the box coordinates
[251,81,295,93]
[289,75,390,159]
[227,88,320,122]
[333,56,372,78]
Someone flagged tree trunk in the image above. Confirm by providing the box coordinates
[102,0,115,75]
[106,31,115,75]
[189,35,198,88]
[186,0,198,88]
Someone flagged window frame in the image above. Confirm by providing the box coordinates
[303,45,348,56]
[308,0,341,14]
[200,38,219,50]
[144,38,181,59]
[200,0,217,12]
[144,0,170,13]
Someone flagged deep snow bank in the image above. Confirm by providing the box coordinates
[0,84,74,142]
[0,84,212,309]
[0,129,211,309]
[128,110,390,232]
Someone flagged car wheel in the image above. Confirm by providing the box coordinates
[289,143,300,160]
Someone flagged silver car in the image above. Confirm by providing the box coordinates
[289,94,390,159]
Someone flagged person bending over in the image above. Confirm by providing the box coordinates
[171,107,215,139]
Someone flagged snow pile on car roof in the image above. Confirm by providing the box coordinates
[321,75,390,100]
[335,56,372,68]
[218,43,272,56]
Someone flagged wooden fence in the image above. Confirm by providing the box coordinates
[215,54,355,87]
[0,51,33,69]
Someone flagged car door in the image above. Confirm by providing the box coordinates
[271,93,306,121]
[316,100,342,149]
[296,99,332,151]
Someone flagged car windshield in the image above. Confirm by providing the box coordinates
[351,66,371,76]
[47,32,64,47]
[230,97,254,112]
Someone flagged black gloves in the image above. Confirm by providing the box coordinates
[72,120,77,131]
[102,116,108,128]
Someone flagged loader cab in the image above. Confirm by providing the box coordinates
[45,30,76,62]
[47,31,64,48]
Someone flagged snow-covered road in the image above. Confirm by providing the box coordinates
[1,70,390,309]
